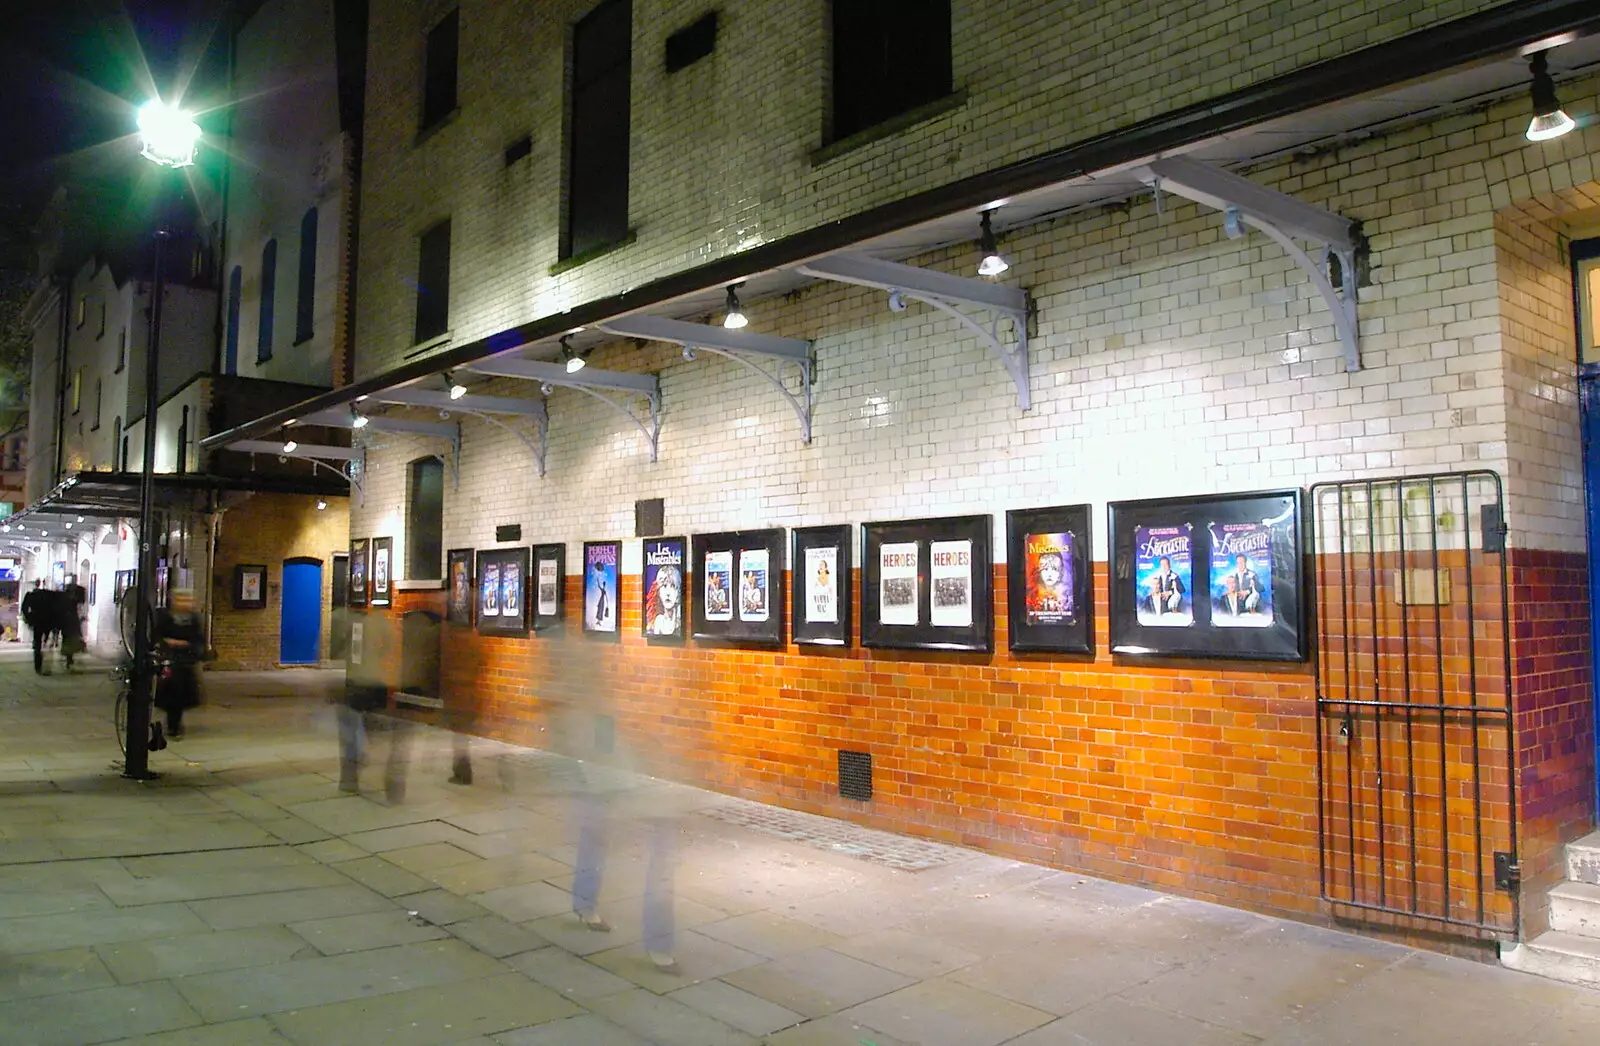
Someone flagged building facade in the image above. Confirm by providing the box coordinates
[12,0,362,668]
[207,0,1600,957]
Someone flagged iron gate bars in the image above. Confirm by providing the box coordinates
[1310,470,1516,935]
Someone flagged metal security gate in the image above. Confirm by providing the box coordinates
[1310,471,1516,935]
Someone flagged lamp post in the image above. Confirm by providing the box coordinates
[124,100,200,779]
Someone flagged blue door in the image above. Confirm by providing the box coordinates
[1584,372,1600,811]
[281,558,323,665]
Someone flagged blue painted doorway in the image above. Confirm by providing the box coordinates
[280,557,323,665]
[1575,236,1600,812]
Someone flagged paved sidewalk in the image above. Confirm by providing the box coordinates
[0,649,1598,1046]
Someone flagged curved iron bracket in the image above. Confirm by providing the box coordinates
[1230,209,1362,374]
[900,290,1031,412]
[694,347,814,443]
[467,409,549,478]
[572,386,661,462]
[355,421,461,489]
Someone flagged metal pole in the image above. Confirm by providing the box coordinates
[123,226,169,780]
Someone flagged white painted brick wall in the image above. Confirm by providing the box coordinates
[351,10,1599,566]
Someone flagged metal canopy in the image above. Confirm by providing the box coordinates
[796,252,1032,410]
[597,315,816,442]
[463,357,662,463]
[1135,155,1364,372]
[370,388,552,477]
[2,470,350,535]
[299,408,459,440]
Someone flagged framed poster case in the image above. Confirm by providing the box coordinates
[475,546,529,636]
[1107,488,1306,661]
[641,536,687,641]
[861,515,993,653]
[1006,505,1093,654]
[233,564,268,610]
[691,528,785,645]
[349,538,369,607]
[446,548,473,626]
[792,525,851,646]
[114,570,136,604]
[370,537,393,607]
[582,540,621,637]
[532,543,566,631]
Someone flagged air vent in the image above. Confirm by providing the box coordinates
[665,11,717,73]
[635,498,664,537]
[504,134,532,166]
[838,750,872,801]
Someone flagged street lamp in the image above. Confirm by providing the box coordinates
[123,99,198,779]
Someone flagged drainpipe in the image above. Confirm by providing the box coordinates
[205,500,221,655]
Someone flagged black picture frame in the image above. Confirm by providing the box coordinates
[1006,505,1094,655]
[532,543,566,631]
[582,540,621,638]
[861,515,993,653]
[370,537,393,608]
[691,528,785,645]
[446,548,473,626]
[1107,488,1306,662]
[233,564,268,610]
[88,573,97,607]
[475,546,530,636]
[349,538,370,607]
[641,536,687,642]
[792,525,852,647]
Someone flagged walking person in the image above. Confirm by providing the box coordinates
[59,575,87,671]
[20,581,50,674]
[153,589,203,738]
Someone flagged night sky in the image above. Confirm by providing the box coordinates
[0,0,231,244]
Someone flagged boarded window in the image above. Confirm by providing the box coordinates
[831,0,951,141]
[565,0,632,258]
[414,219,451,344]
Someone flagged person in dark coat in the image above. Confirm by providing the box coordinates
[20,581,49,674]
[59,576,87,670]
[153,589,203,738]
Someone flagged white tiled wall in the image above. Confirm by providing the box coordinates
[352,9,1600,564]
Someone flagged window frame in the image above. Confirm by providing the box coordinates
[258,238,278,364]
[419,8,461,133]
[405,456,446,581]
[413,218,452,346]
[562,0,633,261]
[115,329,127,374]
[295,208,318,345]
[827,0,954,145]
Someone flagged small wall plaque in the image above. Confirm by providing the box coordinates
[496,524,522,543]
[635,498,664,537]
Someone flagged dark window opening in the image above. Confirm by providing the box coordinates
[295,207,318,343]
[120,434,129,472]
[112,418,122,471]
[97,302,106,337]
[565,0,632,259]
[406,457,445,580]
[421,8,460,131]
[664,11,716,72]
[92,379,102,431]
[224,267,241,373]
[258,239,277,363]
[116,329,127,373]
[831,0,951,141]
[414,219,451,344]
[176,405,190,474]
[504,133,533,166]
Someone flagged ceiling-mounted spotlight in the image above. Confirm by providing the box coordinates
[681,345,697,361]
[1526,51,1576,142]
[76,516,84,523]
[976,210,1009,277]
[316,498,328,511]
[540,382,554,396]
[561,335,587,375]
[448,371,468,399]
[722,285,748,330]
[354,394,368,402]
[282,431,299,454]
[351,405,369,429]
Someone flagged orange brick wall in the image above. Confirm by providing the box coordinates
[210,493,350,669]
[357,550,1590,945]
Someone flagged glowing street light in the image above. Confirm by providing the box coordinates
[136,101,202,169]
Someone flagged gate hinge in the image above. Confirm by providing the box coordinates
[1494,851,1521,891]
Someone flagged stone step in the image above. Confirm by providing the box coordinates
[1502,931,1600,989]
[1550,881,1600,936]
[1567,831,1600,886]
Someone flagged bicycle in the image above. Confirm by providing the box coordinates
[112,656,172,755]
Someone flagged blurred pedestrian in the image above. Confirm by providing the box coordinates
[153,589,203,738]
[20,581,49,674]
